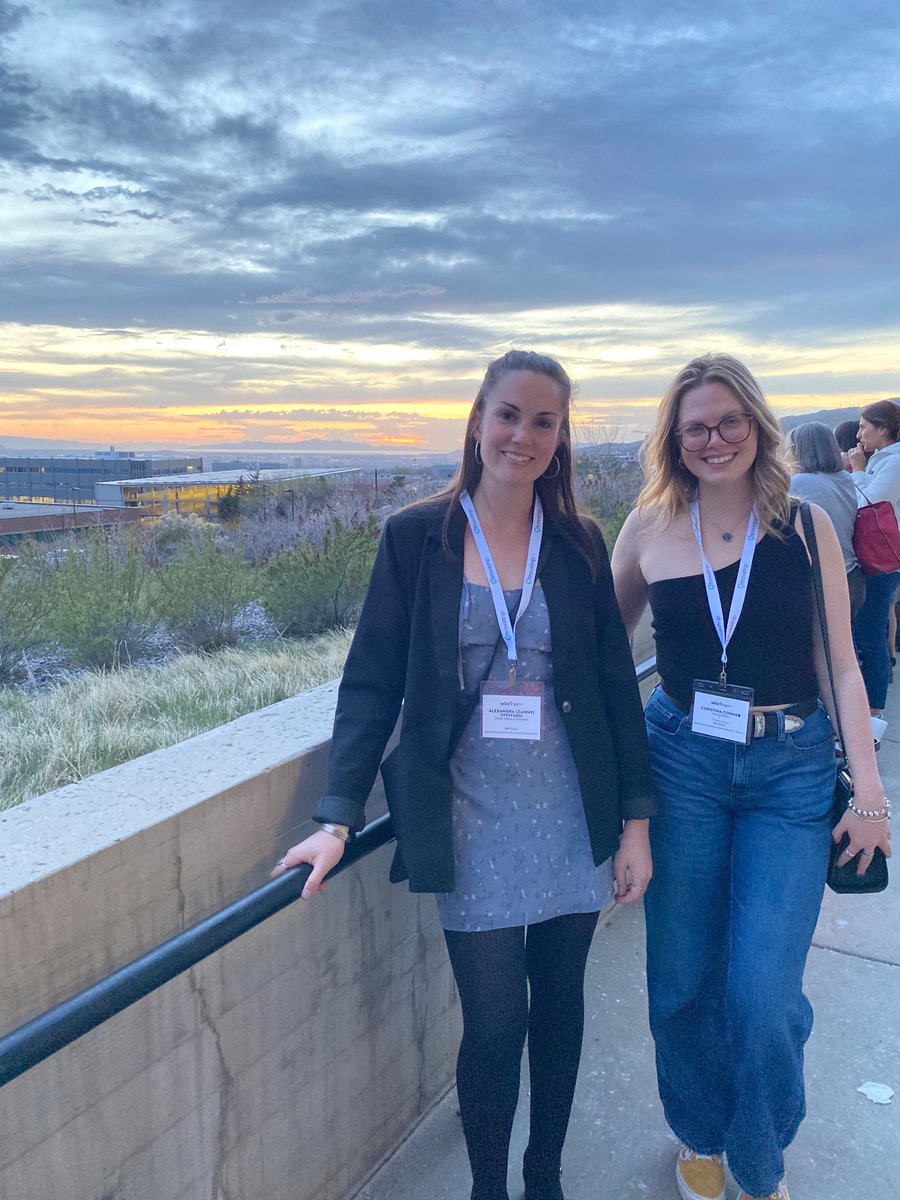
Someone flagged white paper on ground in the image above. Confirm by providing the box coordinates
[870,715,888,743]
[857,1082,894,1104]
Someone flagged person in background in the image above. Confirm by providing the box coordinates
[273,350,654,1200]
[833,419,861,470]
[788,422,865,618]
[847,399,900,717]
[612,354,889,1200]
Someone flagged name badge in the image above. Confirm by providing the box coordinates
[690,679,754,745]
[481,681,545,741]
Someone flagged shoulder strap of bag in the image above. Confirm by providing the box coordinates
[799,501,847,750]
[852,478,873,507]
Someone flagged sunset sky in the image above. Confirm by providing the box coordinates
[1,1,898,452]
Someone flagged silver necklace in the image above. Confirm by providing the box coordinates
[704,509,752,543]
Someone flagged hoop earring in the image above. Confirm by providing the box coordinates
[541,454,561,480]
[474,440,483,465]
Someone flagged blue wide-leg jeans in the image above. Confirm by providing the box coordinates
[643,687,836,1198]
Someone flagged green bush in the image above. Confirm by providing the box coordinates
[216,472,259,521]
[0,555,46,683]
[262,515,379,637]
[40,530,152,668]
[150,536,255,651]
[597,505,631,548]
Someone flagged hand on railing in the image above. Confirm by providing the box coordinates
[271,828,348,899]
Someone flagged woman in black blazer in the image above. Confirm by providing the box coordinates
[274,350,654,1200]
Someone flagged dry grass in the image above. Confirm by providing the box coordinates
[0,630,353,811]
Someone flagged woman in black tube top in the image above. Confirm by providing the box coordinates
[611,354,890,1200]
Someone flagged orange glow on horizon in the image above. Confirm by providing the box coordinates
[0,388,889,451]
[370,434,427,446]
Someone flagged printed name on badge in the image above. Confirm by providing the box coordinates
[481,681,545,741]
[690,680,754,745]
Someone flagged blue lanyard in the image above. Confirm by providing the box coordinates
[689,499,760,685]
[459,489,543,685]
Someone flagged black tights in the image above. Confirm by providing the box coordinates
[443,910,600,1200]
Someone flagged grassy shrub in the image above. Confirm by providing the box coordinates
[143,512,213,564]
[1,546,55,675]
[39,529,152,668]
[262,515,380,636]
[149,525,255,650]
[597,507,631,547]
[0,555,44,684]
[0,631,354,810]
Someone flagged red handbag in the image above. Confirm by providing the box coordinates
[852,493,900,575]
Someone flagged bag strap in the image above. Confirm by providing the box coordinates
[852,478,874,508]
[799,501,846,750]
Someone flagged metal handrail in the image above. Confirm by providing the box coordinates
[0,655,658,1089]
[0,815,394,1088]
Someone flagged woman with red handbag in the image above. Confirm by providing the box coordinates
[847,399,900,715]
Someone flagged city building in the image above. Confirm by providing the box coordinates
[0,501,142,552]
[0,452,203,505]
[94,466,364,518]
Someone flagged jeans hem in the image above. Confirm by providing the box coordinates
[662,1111,724,1159]
[725,1088,805,1198]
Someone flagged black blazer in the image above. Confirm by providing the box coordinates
[314,497,654,892]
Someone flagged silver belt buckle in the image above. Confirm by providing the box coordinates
[753,712,805,738]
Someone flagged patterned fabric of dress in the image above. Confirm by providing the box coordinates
[435,580,614,932]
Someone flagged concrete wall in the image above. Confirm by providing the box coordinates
[0,681,461,1200]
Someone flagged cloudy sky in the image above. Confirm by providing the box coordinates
[1,0,898,452]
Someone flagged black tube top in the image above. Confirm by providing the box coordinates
[647,516,819,707]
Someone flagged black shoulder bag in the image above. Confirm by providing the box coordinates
[799,502,889,893]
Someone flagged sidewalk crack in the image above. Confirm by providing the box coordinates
[810,941,900,968]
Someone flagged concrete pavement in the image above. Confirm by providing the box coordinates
[358,681,900,1200]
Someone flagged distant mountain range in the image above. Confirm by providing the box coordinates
[0,434,401,453]
[0,435,101,450]
[778,405,900,431]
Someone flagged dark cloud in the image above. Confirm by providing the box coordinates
[0,0,898,382]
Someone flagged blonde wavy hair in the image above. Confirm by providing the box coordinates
[638,353,792,535]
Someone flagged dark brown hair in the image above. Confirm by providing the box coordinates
[833,420,860,452]
[860,399,900,444]
[436,350,601,570]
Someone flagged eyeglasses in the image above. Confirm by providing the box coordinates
[675,413,755,452]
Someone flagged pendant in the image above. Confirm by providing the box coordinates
[722,532,733,542]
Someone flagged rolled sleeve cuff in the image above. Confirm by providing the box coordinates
[313,793,367,833]
[620,792,657,820]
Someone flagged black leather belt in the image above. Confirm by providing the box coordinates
[664,693,820,737]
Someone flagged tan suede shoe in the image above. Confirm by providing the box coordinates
[675,1147,726,1200]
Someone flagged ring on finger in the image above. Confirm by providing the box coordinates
[860,849,874,858]
[276,858,285,867]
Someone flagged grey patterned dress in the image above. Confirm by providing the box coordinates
[435,580,614,932]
